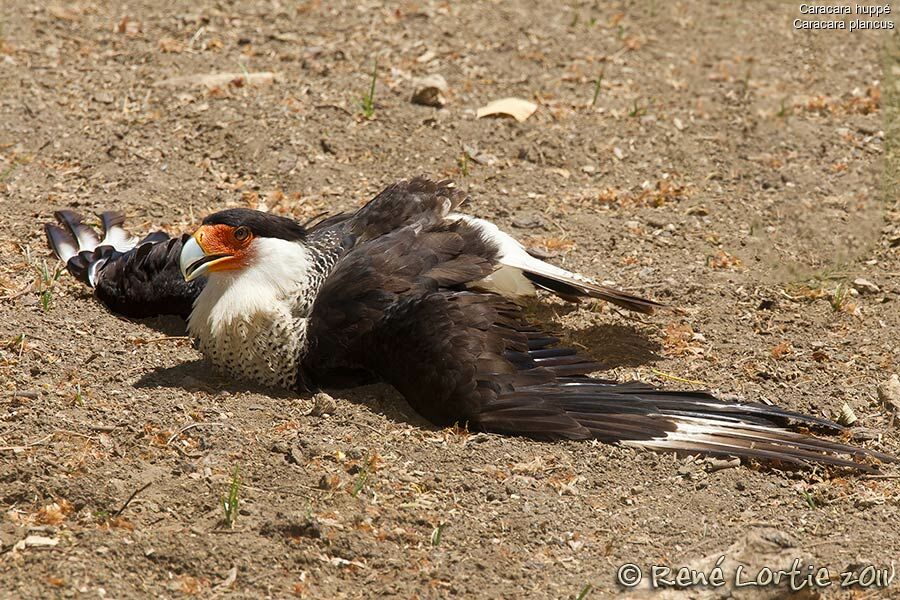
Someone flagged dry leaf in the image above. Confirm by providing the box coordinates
[877,374,900,414]
[663,323,704,357]
[33,499,73,525]
[811,350,829,362]
[835,402,857,426]
[116,16,142,36]
[476,97,537,122]
[527,236,575,255]
[158,38,184,53]
[107,516,135,530]
[770,341,792,359]
[707,250,742,270]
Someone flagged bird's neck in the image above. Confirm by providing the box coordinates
[187,238,320,388]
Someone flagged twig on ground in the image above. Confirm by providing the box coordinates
[113,481,153,518]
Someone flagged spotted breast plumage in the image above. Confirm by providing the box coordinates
[44,177,895,471]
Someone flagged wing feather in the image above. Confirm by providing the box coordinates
[305,204,893,470]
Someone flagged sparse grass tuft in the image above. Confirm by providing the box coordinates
[351,453,380,497]
[458,152,470,177]
[628,99,646,118]
[35,260,64,312]
[351,467,369,497]
[830,282,848,312]
[94,509,110,521]
[591,72,603,107]
[351,460,370,497]
[576,584,592,600]
[360,59,377,119]
[803,490,817,510]
[4,333,26,358]
[222,467,241,528]
[431,522,447,546]
[776,97,789,118]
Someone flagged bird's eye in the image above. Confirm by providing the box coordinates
[234,226,251,242]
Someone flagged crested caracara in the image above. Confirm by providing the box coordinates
[45,177,893,471]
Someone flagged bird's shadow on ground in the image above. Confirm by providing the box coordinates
[134,360,434,427]
[522,300,664,370]
[129,314,189,336]
[133,358,424,425]
[134,360,297,400]
[565,323,664,370]
[132,308,663,428]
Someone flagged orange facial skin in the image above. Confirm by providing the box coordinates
[194,224,254,272]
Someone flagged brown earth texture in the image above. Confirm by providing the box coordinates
[1,1,900,598]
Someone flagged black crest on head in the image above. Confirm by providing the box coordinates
[203,209,307,241]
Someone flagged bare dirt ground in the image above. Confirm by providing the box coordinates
[1,1,899,598]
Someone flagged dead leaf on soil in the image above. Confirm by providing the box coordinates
[526,236,575,255]
[811,350,829,362]
[707,249,742,270]
[213,566,238,592]
[179,575,211,595]
[116,16,142,36]
[770,340,792,359]
[33,499,74,525]
[662,323,705,358]
[835,402,857,426]
[105,516,135,531]
[158,37,185,53]
[476,97,537,122]
[411,74,448,107]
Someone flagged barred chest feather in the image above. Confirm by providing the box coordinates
[187,238,319,388]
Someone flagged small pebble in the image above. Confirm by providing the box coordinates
[852,277,880,294]
[411,74,448,108]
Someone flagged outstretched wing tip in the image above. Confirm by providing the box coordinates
[621,414,891,473]
[45,222,78,265]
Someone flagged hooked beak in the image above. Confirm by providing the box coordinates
[180,232,233,282]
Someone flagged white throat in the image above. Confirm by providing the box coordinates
[187,237,314,387]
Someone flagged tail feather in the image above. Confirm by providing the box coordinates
[44,224,79,264]
[46,210,165,288]
[475,333,895,471]
[482,386,892,471]
[99,211,139,251]
[523,270,662,314]
[625,416,886,471]
[55,210,100,251]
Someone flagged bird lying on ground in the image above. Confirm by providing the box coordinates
[44,177,893,471]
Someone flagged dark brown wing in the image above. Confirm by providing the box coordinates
[303,218,893,471]
[348,176,466,241]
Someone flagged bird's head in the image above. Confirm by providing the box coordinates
[179,209,307,282]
